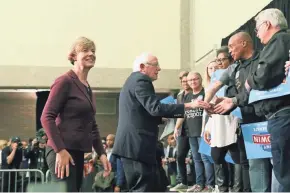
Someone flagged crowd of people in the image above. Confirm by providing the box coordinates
[0,129,48,192]
[112,8,290,192]
[1,7,290,192]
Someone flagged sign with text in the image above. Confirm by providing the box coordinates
[241,121,272,159]
[249,74,290,104]
[160,96,176,140]
[199,137,235,164]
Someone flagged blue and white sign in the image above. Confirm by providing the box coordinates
[160,96,177,140]
[249,74,290,104]
[231,107,243,120]
[160,96,176,104]
[241,121,272,159]
[199,137,235,164]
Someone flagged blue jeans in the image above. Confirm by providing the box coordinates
[176,137,181,184]
[271,159,282,192]
[268,110,290,192]
[248,158,271,192]
[189,137,215,186]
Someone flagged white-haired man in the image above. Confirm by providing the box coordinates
[112,52,210,191]
[245,8,290,191]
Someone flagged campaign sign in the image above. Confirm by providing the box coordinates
[248,73,290,104]
[160,96,177,140]
[199,137,235,164]
[160,96,176,104]
[211,69,243,120]
[241,121,272,159]
[231,107,243,120]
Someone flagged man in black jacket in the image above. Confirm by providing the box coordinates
[1,137,23,192]
[112,52,209,192]
[245,8,290,192]
[209,31,272,192]
[25,137,48,182]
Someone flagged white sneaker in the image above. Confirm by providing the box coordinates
[170,183,188,191]
[186,184,204,192]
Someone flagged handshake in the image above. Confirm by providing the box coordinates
[185,96,235,115]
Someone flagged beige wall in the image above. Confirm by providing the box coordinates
[0,0,181,70]
[0,0,185,90]
[0,0,271,90]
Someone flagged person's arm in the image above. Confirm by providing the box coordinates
[175,118,184,130]
[92,120,106,157]
[6,149,16,165]
[135,80,185,118]
[247,37,288,90]
[84,153,92,160]
[201,110,209,135]
[4,143,18,165]
[173,117,185,139]
[204,81,224,103]
[205,65,238,103]
[40,76,70,153]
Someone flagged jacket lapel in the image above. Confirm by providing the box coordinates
[67,70,96,112]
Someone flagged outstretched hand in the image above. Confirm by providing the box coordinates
[189,99,211,109]
[214,97,235,114]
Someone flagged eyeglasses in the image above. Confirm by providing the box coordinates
[255,22,266,33]
[215,58,229,63]
[145,62,160,67]
[187,78,200,82]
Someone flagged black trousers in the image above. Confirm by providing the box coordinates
[211,134,251,192]
[46,146,84,192]
[121,157,156,192]
[176,135,196,185]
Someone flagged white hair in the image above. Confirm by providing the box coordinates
[255,8,288,29]
[188,71,203,81]
[132,52,152,72]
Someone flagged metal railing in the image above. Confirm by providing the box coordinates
[0,169,44,192]
[45,170,51,183]
[195,48,215,63]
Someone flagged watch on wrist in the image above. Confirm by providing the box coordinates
[232,97,238,105]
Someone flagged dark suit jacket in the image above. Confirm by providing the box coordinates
[112,72,184,164]
[40,70,105,155]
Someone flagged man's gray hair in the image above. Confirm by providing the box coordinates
[255,8,288,30]
[188,71,203,81]
[132,52,152,72]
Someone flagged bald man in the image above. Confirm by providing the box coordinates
[204,31,272,192]
[204,32,253,106]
